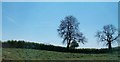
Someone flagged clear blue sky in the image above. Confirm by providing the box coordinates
[2,2,118,48]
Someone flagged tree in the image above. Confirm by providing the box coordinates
[70,40,79,49]
[57,15,87,49]
[95,24,120,50]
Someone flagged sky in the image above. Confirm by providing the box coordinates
[2,0,120,2]
[2,2,118,48]
[0,2,2,40]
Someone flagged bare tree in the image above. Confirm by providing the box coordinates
[95,24,120,50]
[57,15,87,49]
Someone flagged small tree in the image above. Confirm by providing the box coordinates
[57,15,87,49]
[95,24,120,50]
[70,40,79,49]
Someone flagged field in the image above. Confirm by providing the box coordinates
[2,48,119,60]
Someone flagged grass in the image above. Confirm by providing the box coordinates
[2,48,119,60]
[0,48,2,62]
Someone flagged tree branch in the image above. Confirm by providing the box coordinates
[111,34,120,41]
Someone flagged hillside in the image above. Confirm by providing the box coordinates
[1,40,115,54]
[2,48,119,60]
[2,40,120,62]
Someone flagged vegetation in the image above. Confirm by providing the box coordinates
[95,24,120,50]
[57,16,87,49]
[2,47,119,60]
[70,41,79,49]
[2,40,116,54]
[1,16,119,61]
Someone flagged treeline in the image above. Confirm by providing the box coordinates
[2,40,111,54]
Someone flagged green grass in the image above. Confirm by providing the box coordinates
[0,48,2,62]
[2,48,119,60]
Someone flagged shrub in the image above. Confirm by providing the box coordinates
[2,40,110,54]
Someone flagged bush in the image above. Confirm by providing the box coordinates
[2,40,110,54]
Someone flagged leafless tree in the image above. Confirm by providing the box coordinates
[57,15,87,49]
[95,24,120,49]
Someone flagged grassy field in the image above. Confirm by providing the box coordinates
[2,48,119,60]
[0,48,2,62]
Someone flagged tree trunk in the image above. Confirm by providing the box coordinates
[67,40,71,49]
[67,44,69,49]
[108,41,112,50]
